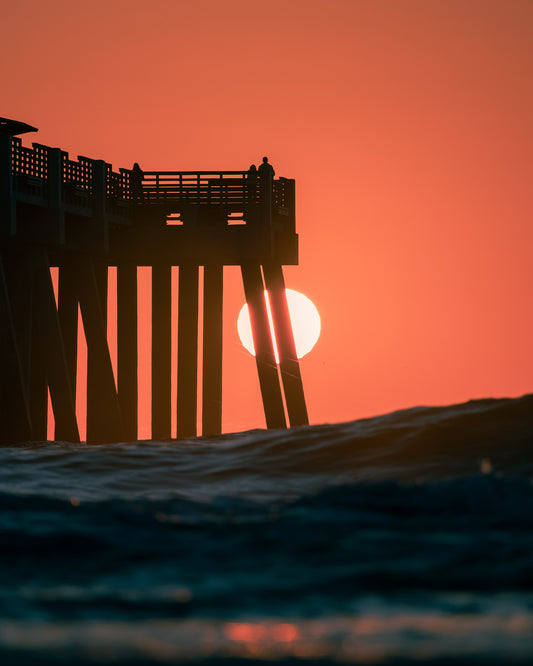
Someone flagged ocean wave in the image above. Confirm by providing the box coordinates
[1,473,533,619]
[0,394,531,503]
[1,394,533,664]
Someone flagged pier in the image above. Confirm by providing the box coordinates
[0,118,308,444]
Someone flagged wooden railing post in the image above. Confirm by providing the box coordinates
[92,160,108,251]
[285,179,296,234]
[260,172,275,256]
[47,147,65,244]
[0,134,15,236]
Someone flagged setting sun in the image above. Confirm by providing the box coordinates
[237,289,321,362]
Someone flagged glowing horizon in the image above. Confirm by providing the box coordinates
[9,0,531,435]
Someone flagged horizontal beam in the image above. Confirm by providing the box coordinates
[105,227,299,267]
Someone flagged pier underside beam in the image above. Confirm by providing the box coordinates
[177,264,199,439]
[241,264,286,430]
[202,264,223,436]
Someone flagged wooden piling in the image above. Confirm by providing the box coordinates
[117,263,138,441]
[3,251,53,441]
[151,263,172,439]
[86,262,110,443]
[57,261,79,435]
[0,254,32,442]
[29,306,48,441]
[202,264,223,436]
[2,252,33,391]
[32,252,80,443]
[47,147,65,244]
[241,264,286,430]
[263,262,308,427]
[177,264,199,439]
[76,258,123,444]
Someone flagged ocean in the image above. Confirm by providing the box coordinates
[1,393,532,665]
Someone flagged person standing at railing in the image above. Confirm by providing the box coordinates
[130,162,144,200]
[258,156,275,179]
[246,164,258,203]
[258,157,274,231]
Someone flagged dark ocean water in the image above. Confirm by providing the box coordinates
[1,394,533,665]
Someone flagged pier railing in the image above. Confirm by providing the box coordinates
[11,138,133,205]
[9,139,293,222]
[142,171,253,205]
[131,171,292,212]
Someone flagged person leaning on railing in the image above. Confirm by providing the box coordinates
[246,164,258,203]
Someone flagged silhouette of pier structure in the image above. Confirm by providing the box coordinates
[0,119,307,444]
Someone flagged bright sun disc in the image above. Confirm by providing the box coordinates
[237,289,321,362]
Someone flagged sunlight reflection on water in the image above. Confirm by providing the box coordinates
[2,607,533,663]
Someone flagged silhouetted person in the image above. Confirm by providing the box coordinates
[246,164,258,202]
[258,156,275,179]
[130,162,144,200]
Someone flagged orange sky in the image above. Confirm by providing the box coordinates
[3,0,532,437]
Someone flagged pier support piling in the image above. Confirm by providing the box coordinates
[263,263,308,427]
[152,263,172,439]
[29,307,48,440]
[202,264,224,436]
[117,263,138,441]
[0,254,32,442]
[57,261,79,435]
[33,252,80,443]
[241,264,286,430]
[76,259,123,444]
[177,265,199,439]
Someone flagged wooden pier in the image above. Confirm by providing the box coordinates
[0,119,308,444]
